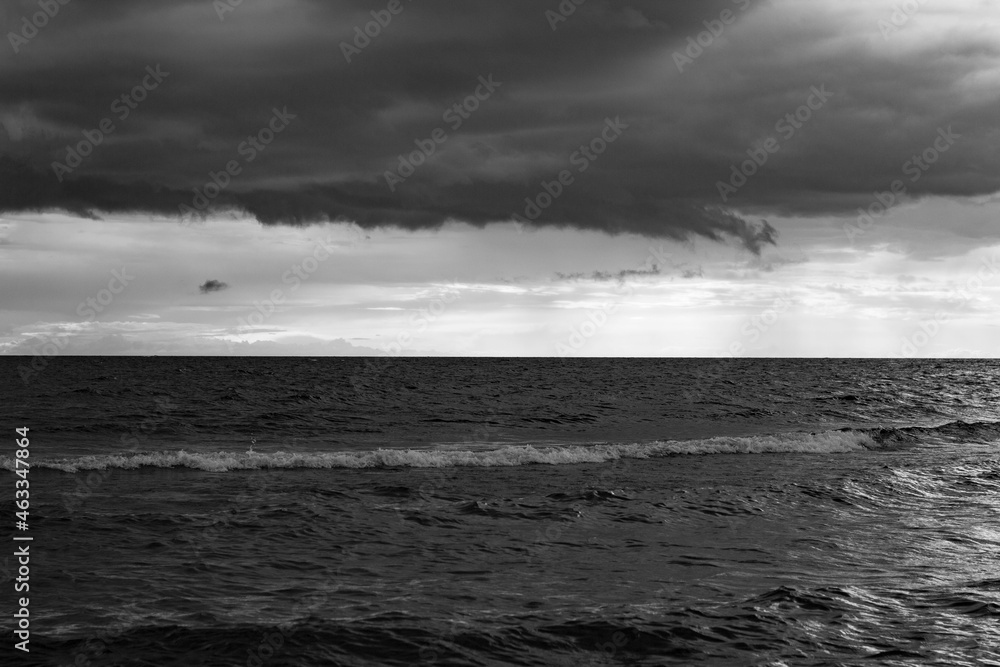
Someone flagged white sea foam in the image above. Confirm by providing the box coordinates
[2,430,884,473]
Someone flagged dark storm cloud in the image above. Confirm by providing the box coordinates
[199,280,229,294]
[2,0,999,252]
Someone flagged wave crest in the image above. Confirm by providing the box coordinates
[6,420,996,473]
[2,429,888,473]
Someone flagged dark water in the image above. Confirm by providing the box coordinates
[2,358,999,666]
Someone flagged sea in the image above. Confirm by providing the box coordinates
[2,357,999,666]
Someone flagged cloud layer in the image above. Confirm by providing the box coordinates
[2,0,999,252]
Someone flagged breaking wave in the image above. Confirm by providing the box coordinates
[6,420,997,474]
[0,422,1000,473]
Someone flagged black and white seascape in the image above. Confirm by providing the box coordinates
[3,1,1000,666]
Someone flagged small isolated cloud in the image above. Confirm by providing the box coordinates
[199,280,229,294]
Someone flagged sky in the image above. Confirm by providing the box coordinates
[2,0,1000,356]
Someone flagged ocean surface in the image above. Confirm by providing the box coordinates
[2,357,999,666]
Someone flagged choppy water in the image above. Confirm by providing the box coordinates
[2,358,999,666]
